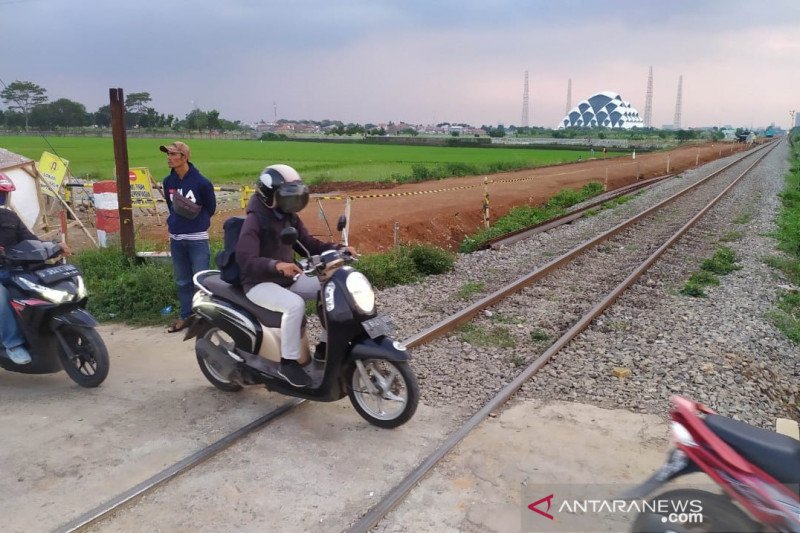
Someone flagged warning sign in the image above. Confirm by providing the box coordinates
[38,152,69,197]
[128,167,158,208]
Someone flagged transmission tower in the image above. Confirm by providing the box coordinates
[565,78,572,115]
[521,70,530,128]
[673,75,683,129]
[643,66,653,128]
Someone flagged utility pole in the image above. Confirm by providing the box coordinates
[109,88,135,260]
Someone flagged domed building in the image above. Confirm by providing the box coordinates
[558,91,644,129]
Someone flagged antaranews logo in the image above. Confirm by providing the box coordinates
[527,494,554,520]
[522,484,708,532]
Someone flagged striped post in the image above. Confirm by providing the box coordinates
[93,181,119,247]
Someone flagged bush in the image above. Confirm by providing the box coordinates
[73,247,178,324]
[406,243,454,275]
[356,243,454,289]
[356,248,419,289]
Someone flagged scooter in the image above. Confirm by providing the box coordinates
[183,218,419,428]
[623,395,800,532]
[0,239,109,387]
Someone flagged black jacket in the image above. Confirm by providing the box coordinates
[236,196,335,292]
[0,207,37,250]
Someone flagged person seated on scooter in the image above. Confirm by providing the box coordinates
[0,174,70,365]
[236,164,356,387]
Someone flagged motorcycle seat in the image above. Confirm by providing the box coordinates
[706,414,800,489]
[202,274,284,329]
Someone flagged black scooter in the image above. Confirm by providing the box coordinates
[0,240,109,387]
[183,219,418,428]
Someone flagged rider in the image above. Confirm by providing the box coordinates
[235,164,355,387]
[0,174,69,364]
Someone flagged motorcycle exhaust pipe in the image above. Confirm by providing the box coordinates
[196,338,239,381]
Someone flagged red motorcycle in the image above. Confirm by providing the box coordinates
[624,396,800,532]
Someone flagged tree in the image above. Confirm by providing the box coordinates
[125,92,152,114]
[0,80,48,130]
[29,98,89,129]
[207,109,221,131]
[94,105,112,127]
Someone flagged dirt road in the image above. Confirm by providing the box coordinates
[0,324,668,532]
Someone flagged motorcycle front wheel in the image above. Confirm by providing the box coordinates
[348,359,418,429]
[57,325,109,388]
[631,488,759,533]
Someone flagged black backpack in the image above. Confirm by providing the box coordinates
[215,216,246,285]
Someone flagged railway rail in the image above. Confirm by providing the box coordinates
[57,141,778,532]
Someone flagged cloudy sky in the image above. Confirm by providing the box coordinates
[2,0,798,129]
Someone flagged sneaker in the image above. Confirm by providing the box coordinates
[278,358,311,387]
[313,342,327,363]
[7,345,32,365]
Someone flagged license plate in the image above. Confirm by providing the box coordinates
[362,315,394,339]
[36,264,80,284]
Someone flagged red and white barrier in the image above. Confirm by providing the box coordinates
[93,181,119,247]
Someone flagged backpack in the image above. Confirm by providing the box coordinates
[215,216,246,285]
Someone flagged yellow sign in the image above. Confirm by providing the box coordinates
[38,151,69,197]
[127,167,158,208]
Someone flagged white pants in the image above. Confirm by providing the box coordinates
[245,276,322,360]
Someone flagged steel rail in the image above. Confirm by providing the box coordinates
[482,173,674,250]
[56,142,775,533]
[350,141,778,532]
[56,398,304,533]
[403,142,772,349]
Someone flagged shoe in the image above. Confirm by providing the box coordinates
[167,318,189,333]
[6,345,32,365]
[313,342,327,362]
[278,358,311,388]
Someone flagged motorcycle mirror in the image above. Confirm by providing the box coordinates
[280,227,299,245]
[336,215,347,232]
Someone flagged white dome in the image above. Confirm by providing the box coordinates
[558,91,644,129]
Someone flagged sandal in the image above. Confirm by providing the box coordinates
[167,318,189,333]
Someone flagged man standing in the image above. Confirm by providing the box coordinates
[160,141,216,333]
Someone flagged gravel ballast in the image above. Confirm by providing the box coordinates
[363,142,797,429]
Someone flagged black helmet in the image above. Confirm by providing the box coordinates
[256,164,309,213]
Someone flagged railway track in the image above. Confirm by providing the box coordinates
[57,141,779,532]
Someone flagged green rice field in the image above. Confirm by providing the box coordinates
[0,135,612,186]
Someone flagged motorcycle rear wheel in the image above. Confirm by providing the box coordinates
[348,359,418,429]
[632,488,759,533]
[196,327,242,392]
[57,325,109,388]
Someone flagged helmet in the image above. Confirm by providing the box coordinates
[256,164,309,214]
[0,173,16,192]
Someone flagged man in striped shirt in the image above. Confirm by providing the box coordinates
[160,141,217,332]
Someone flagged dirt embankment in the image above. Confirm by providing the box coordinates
[68,142,749,253]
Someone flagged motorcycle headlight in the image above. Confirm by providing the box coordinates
[345,272,375,314]
[17,277,75,304]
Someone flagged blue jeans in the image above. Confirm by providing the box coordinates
[170,239,211,319]
[0,276,26,350]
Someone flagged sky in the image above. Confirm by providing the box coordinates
[2,0,799,129]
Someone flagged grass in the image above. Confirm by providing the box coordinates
[0,135,616,186]
[457,323,516,348]
[680,246,740,298]
[767,129,800,342]
[457,281,486,300]
[460,181,605,252]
